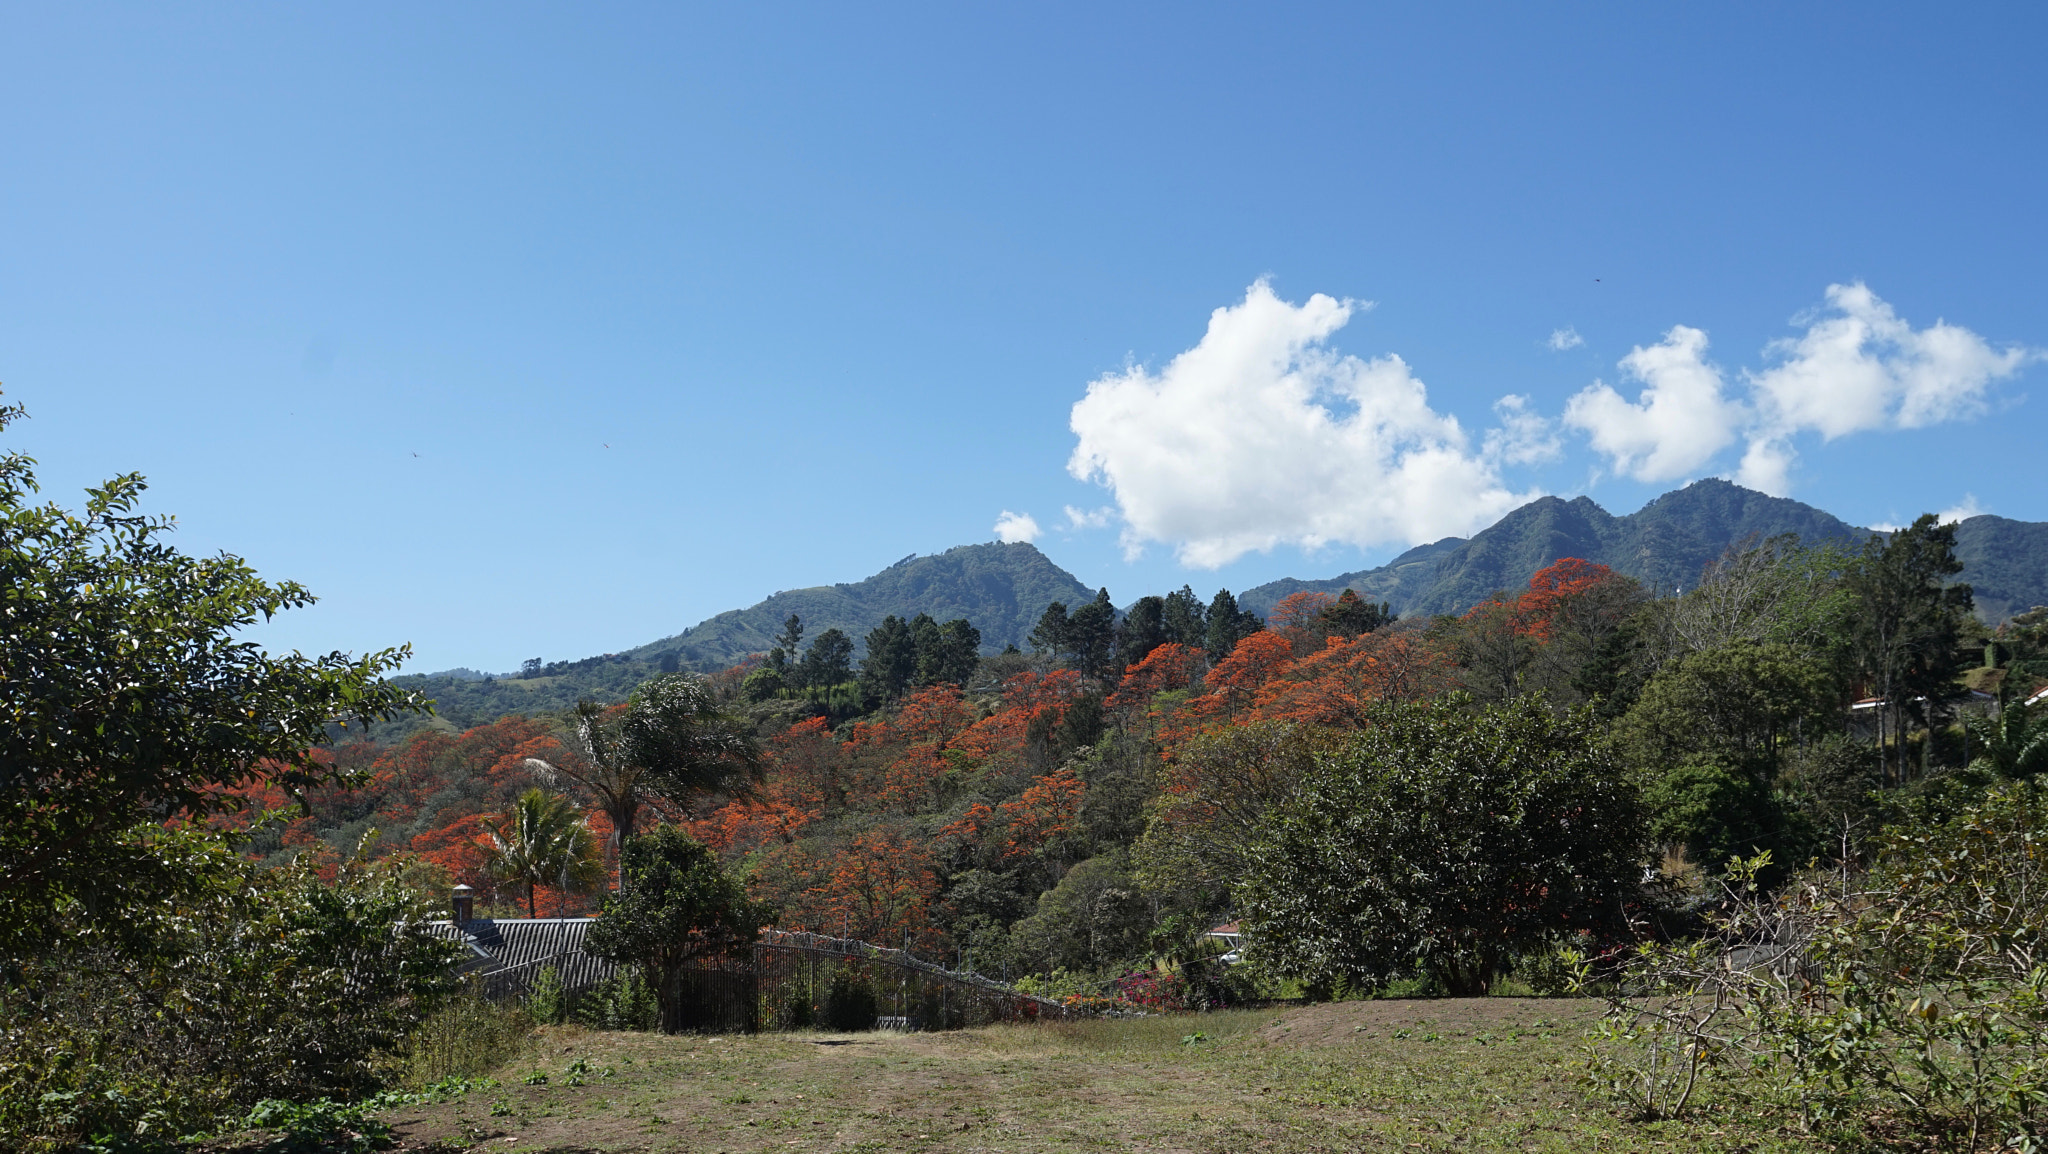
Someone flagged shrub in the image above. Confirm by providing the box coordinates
[1510,937,1583,998]
[822,968,879,1031]
[0,844,461,1152]
[1013,967,1103,1001]
[403,989,533,1086]
[1241,695,1645,996]
[574,967,660,1032]
[527,964,567,1026]
[1587,781,2048,1149]
[1113,969,1181,1011]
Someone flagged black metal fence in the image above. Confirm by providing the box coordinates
[470,925,1074,1033]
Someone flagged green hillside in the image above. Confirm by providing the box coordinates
[626,541,1096,670]
[1953,515,2048,623]
[1240,479,1868,619]
[385,656,664,736]
[381,542,1096,737]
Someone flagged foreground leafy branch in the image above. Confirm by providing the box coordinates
[1587,782,2048,1151]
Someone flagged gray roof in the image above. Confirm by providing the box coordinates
[426,917,616,997]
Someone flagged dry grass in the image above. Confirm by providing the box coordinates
[360,999,1821,1153]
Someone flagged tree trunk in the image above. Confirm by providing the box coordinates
[1922,698,1936,778]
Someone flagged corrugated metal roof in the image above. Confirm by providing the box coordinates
[426,917,616,997]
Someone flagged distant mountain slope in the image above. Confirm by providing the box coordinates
[1953,516,2048,623]
[627,542,1096,671]
[1240,479,1869,619]
[384,487,2046,741]
[377,543,1095,738]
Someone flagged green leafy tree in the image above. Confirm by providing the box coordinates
[773,614,804,668]
[527,673,761,882]
[1030,600,1070,662]
[860,614,919,700]
[1590,781,2048,1142]
[1617,641,1834,873]
[482,788,605,916]
[742,664,785,702]
[800,627,854,688]
[1,834,462,1148]
[1162,585,1208,648]
[1117,595,1169,669]
[909,613,944,683]
[1318,589,1393,638]
[1847,514,1975,784]
[1965,700,2048,781]
[584,826,773,1032]
[1619,641,1836,782]
[918,617,981,686]
[1240,694,1644,996]
[1203,588,1263,663]
[0,399,426,949]
[1067,587,1118,678]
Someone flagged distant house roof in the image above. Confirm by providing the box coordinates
[425,917,616,995]
[1204,922,1240,938]
[2029,687,2048,708]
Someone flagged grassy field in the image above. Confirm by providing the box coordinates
[359,998,1820,1154]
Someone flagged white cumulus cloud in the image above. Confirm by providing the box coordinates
[992,510,1041,543]
[1735,283,2033,491]
[1067,280,1536,568]
[1547,326,1584,351]
[1562,284,2034,495]
[1563,325,1745,482]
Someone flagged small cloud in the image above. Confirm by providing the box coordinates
[1064,505,1115,530]
[1939,495,1987,524]
[993,510,1042,543]
[1547,326,1584,351]
[1484,395,1562,465]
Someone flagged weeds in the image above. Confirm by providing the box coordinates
[401,989,534,1087]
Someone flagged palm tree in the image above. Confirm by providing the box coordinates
[1966,700,2048,781]
[481,788,605,917]
[525,673,761,889]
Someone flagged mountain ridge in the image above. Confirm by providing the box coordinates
[623,541,1095,672]
[1236,479,1878,620]
[403,483,2048,734]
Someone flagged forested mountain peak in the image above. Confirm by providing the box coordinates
[1239,479,1872,619]
[628,541,1094,672]
[1950,514,2048,623]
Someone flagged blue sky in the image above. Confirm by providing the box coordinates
[4,4,2044,673]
